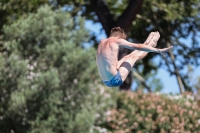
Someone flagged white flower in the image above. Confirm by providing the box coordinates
[95,113,100,118]
[73,79,78,84]
[198,119,200,124]
[105,110,111,116]
[186,95,194,101]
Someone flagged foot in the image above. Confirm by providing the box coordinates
[134,32,160,59]
[147,31,160,47]
[124,32,160,61]
[144,32,155,45]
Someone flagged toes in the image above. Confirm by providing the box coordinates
[145,33,155,44]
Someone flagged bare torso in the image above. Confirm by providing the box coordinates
[96,37,119,81]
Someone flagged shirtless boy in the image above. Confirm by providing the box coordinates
[96,27,173,87]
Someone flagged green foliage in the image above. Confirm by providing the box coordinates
[131,0,200,91]
[101,91,200,132]
[133,66,164,92]
[0,0,50,52]
[0,0,49,32]
[0,5,116,133]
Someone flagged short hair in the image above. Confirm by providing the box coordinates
[110,27,127,39]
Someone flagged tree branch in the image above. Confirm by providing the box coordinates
[117,0,144,32]
[89,0,115,36]
[166,42,184,94]
[152,11,185,94]
[132,71,152,92]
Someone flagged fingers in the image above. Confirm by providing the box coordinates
[159,46,173,52]
[168,46,173,49]
[165,46,173,50]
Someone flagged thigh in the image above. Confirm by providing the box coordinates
[117,54,129,69]
[118,56,139,81]
[117,50,141,69]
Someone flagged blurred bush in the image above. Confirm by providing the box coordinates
[101,91,200,133]
[0,5,116,133]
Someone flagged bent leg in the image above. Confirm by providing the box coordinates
[117,33,154,69]
[118,55,139,81]
[117,32,160,81]
[117,32,159,69]
[118,51,149,81]
[117,50,146,69]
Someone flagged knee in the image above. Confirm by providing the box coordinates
[138,55,144,60]
[118,68,130,82]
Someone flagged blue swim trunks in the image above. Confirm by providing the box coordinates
[102,71,123,87]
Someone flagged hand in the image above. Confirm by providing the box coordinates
[158,46,173,53]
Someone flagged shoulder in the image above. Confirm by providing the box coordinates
[99,38,115,46]
[114,38,131,46]
[103,37,122,43]
[100,38,107,43]
[99,37,126,46]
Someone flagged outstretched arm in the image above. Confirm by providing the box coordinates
[117,38,173,53]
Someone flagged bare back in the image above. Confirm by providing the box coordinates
[96,37,120,80]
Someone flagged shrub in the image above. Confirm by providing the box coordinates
[102,91,200,133]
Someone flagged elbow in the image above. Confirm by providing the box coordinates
[136,44,142,50]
